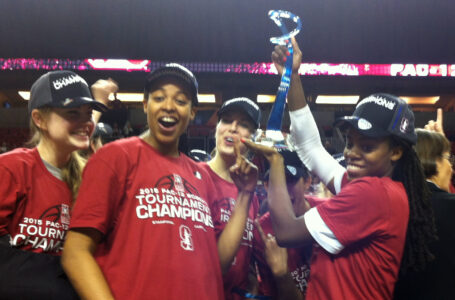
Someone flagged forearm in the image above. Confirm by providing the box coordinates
[217,190,253,274]
[274,273,304,300]
[287,73,307,112]
[62,231,114,300]
[289,107,346,194]
[268,157,312,247]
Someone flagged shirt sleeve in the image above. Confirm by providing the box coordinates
[313,178,391,248]
[70,147,128,235]
[0,166,20,236]
[304,207,344,254]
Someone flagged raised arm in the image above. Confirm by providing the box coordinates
[91,79,118,124]
[216,141,258,274]
[62,228,115,300]
[273,38,345,194]
[243,140,312,247]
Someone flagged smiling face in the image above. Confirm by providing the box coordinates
[343,127,403,180]
[32,105,94,154]
[143,81,195,156]
[215,111,255,159]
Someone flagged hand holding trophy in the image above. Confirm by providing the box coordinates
[262,10,302,147]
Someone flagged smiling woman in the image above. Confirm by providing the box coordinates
[62,64,257,300]
[242,38,438,300]
[0,70,107,299]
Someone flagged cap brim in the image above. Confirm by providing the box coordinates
[146,74,198,105]
[334,116,390,138]
[217,104,259,129]
[49,97,108,112]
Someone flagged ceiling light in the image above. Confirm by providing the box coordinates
[257,94,276,103]
[198,94,216,103]
[19,91,216,103]
[315,95,360,105]
[400,96,440,105]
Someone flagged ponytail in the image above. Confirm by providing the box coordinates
[391,139,437,275]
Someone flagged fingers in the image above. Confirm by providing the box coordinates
[437,108,443,125]
[241,138,277,156]
[254,218,268,243]
[290,37,301,53]
[273,44,288,61]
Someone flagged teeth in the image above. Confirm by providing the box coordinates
[161,116,176,123]
[226,137,233,142]
[347,164,362,170]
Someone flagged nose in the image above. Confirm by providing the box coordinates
[229,120,239,132]
[344,146,360,160]
[162,97,175,111]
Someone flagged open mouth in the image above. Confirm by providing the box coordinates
[158,116,177,128]
[72,130,89,137]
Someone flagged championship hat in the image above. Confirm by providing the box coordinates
[29,71,107,113]
[334,93,417,145]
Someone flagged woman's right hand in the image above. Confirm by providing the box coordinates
[271,37,303,76]
[424,108,445,136]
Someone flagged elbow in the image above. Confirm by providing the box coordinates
[275,233,298,248]
[61,245,74,272]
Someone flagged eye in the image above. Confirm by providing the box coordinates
[175,98,190,106]
[345,136,353,149]
[239,121,248,128]
[361,145,374,152]
[152,96,165,102]
[221,117,233,124]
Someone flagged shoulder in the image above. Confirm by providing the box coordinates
[183,157,214,183]
[0,147,39,170]
[335,176,405,207]
[344,176,403,193]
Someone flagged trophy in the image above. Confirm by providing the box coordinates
[259,10,301,148]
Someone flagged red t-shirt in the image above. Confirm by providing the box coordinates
[0,148,71,255]
[306,176,409,300]
[253,212,311,298]
[200,163,259,300]
[70,137,224,300]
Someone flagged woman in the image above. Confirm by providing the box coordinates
[393,128,455,299]
[62,64,258,300]
[243,38,436,300]
[200,97,261,300]
[0,70,109,299]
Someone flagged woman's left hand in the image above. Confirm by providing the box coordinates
[241,138,283,165]
[229,139,258,193]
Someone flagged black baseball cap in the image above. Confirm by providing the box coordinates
[188,149,211,162]
[28,71,107,114]
[144,63,199,106]
[92,122,113,139]
[334,93,417,145]
[264,148,309,182]
[217,97,261,129]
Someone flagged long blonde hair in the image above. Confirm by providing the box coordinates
[27,108,87,202]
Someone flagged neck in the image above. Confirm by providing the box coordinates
[428,175,449,192]
[207,152,235,182]
[141,131,180,158]
[36,140,72,169]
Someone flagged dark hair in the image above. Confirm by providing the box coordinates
[414,129,451,178]
[390,137,437,275]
